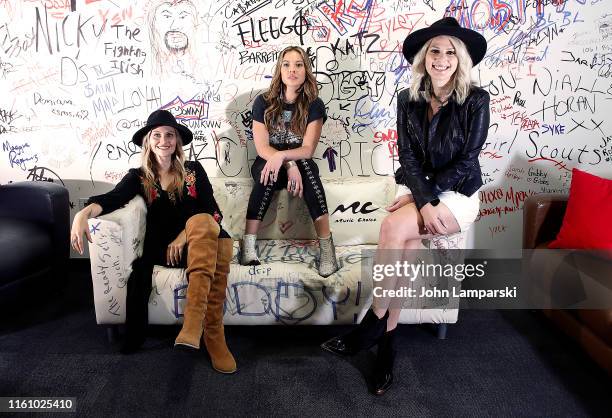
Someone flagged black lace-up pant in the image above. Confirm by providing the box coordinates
[246,156,328,221]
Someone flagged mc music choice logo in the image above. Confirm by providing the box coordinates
[332,201,379,223]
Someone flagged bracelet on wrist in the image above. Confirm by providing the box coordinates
[284,160,297,169]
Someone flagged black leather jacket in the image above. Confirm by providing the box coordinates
[395,86,490,209]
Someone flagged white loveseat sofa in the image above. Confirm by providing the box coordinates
[88,177,463,338]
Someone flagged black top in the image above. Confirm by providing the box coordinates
[252,94,327,151]
[88,160,228,265]
[395,87,490,209]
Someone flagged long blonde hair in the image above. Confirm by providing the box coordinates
[263,46,319,136]
[408,35,474,105]
[141,128,186,203]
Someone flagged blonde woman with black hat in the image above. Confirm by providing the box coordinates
[71,110,236,373]
[321,17,489,395]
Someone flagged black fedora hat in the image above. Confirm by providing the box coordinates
[132,110,193,146]
[402,17,487,65]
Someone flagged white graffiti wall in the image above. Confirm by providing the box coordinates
[0,0,611,250]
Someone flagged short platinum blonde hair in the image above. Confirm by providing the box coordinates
[408,35,474,105]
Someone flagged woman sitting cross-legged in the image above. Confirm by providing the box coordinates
[321,17,490,395]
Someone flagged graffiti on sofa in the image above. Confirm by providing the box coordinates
[169,243,371,324]
[173,279,365,325]
[253,240,371,267]
[92,224,125,316]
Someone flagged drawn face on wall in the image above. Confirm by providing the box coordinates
[153,1,197,53]
[425,36,458,86]
[280,50,306,91]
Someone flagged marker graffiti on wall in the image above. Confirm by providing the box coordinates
[0,0,611,250]
[3,141,38,171]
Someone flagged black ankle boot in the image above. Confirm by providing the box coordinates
[373,329,396,396]
[321,309,388,356]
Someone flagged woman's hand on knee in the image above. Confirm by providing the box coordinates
[167,230,187,266]
[386,194,414,212]
[420,203,447,235]
[436,202,461,235]
[260,152,285,186]
[286,166,303,198]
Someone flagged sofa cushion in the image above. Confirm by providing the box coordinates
[147,239,463,325]
[576,310,612,346]
[210,177,394,245]
[324,178,394,245]
[0,218,51,284]
[149,240,378,325]
[549,169,612,249]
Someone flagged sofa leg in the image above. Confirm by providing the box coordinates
[437,323,448,340]
[106,325,118,343]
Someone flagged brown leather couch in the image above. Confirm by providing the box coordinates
[523,193,612,374]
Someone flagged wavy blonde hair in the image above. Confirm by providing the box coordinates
[140,128,186,204]
[408,35,474,105]
[263,46,319,137]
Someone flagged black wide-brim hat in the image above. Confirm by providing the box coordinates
[132,109,193,147]
[402,17,487,65]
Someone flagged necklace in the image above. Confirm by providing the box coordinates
[431,90,451,105]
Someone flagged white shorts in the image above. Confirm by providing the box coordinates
[395,185,480,232]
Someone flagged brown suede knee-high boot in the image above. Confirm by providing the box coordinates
[203,238,237,373]
[175,214,220,349]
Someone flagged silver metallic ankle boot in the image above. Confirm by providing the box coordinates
[240,233,260,266]
[318,233,339,277]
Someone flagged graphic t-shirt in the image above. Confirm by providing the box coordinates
[252,94,327,151]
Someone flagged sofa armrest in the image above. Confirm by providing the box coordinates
[87,195,147,324]
[522,193,568,249]
[0,181,70,263]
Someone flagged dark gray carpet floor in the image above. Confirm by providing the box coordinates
[0,260,610,417]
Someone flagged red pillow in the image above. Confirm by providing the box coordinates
[548,168,612,249]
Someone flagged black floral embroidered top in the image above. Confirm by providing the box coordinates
[88,161,229,259]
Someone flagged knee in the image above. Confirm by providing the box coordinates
[216,238,233,271]
[218,237,233,254]
[379,214,418,244]
[250,157,266,179]
[314,213,328,222]
[379,216,398,243]
[186,213,220,238]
